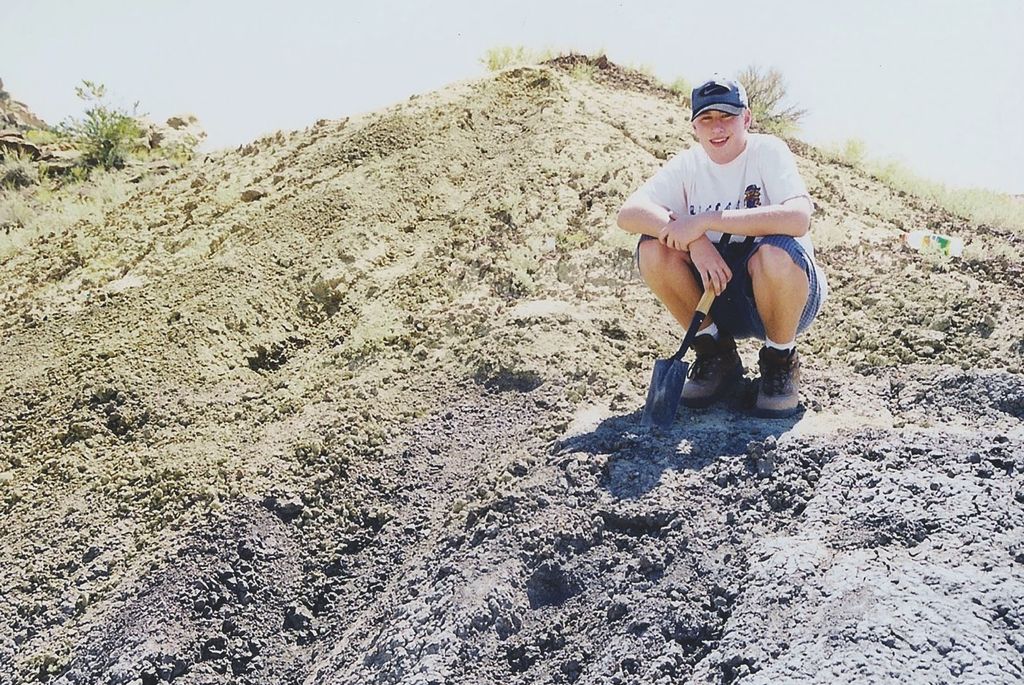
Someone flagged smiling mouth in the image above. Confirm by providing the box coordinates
[710,137,729,147]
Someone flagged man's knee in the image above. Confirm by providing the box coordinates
[638,239,679,284]
[748,243,803,282]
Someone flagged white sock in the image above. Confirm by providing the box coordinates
[765,337,795,353]
[700,323,720,340]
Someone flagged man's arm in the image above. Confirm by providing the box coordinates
[660,195,812,251]
[702,195,813,237]
[616,195,673,238]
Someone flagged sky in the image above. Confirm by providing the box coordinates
[3,0,1022,194]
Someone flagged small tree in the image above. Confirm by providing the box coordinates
[61,80,143,170]
[736,66,806,136]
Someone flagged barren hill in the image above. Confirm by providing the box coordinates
[1,58,1022,684]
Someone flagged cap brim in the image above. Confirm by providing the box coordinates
[691,104,746,121]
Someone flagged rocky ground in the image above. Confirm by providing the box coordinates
[0,57,1021,684]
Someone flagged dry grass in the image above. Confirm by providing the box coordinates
[870,160,1024,234]
[481,46,556,72]
[569,62,598,82]
[822,138,867,167]
[820,140,1024,235]
[668,77,691,95]
[1,151,39,189]
[0,171,137,259]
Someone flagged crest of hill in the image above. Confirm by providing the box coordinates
[1,56,1023,683]
[0,77,49,130]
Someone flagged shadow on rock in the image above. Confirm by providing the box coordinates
[556,399,804,500]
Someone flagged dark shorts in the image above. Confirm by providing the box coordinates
[636,234,823,340]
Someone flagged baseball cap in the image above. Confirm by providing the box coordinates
[690,77,748,121]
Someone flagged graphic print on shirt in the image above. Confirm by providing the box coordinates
[744,184,762,209]
[689,201,736,215]
[688,186,761,215]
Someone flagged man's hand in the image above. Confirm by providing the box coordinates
[658,213,705,252]
[688,235,732,295]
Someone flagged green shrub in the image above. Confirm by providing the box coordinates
[60,80,143,170]
[736,65,806,136]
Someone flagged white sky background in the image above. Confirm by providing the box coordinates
[3,0,1022,194]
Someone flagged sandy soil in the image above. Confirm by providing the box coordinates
[0,57,1021,684]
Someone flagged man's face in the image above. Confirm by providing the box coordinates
[692,108,751,164]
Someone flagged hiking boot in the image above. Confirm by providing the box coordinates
[755,347,802,418]
[681,334,743,408]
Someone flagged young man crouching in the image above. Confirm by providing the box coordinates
[617,76,828,417]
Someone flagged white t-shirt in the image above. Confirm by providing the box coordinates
[634,133,827,300]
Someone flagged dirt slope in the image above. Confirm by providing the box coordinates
[0,57,1021,684]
